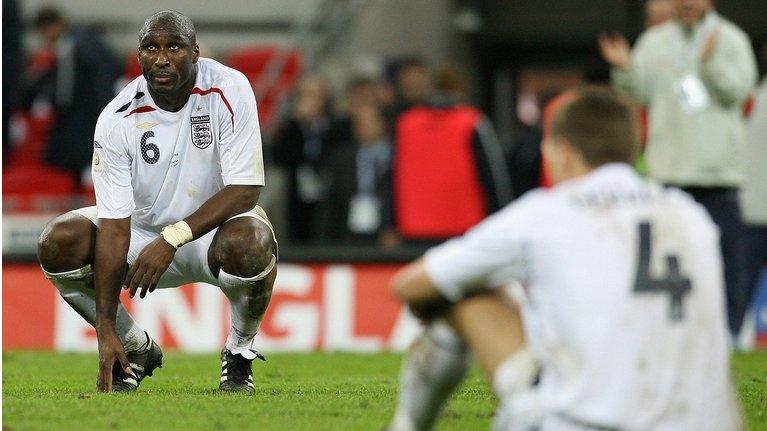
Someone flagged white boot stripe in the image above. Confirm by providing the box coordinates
[220,376,228,382]
[131,363,144,372]
[124,377,138,386]
[247,381,254,388]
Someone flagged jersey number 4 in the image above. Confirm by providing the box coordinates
[633,221,692,322]
[140,131,160,164]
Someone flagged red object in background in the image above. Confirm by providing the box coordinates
[743,94,755,118]
[226,46,302,130]
[395,106,487,239]
[3,165,78,199]
[639,108,649,147]
[7,111,54,168]
[27,47,56,74]
[3,46,74,209]
[3,265,57,349]
[124,53,142,79]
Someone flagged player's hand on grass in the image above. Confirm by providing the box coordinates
[123,237,177,299]
[96,329,131,392]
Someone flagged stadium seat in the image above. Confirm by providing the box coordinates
[3,164,78,211]
[8,111,53,168]
[226,46,302,130]
[123,52,142,79]
[3,164,77,195]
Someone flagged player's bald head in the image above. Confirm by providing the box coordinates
[139,10,195,45]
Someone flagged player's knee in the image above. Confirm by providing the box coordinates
[38,213,93,273]
[218,224,275,278]
[391,278,411,304]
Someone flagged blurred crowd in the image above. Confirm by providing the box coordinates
[271,59,512,248]
[2,0,766,338]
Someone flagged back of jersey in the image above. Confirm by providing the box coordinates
[524,165,740,430]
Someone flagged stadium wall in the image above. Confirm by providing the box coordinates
[3,263,421,352]
[5,262,767,352]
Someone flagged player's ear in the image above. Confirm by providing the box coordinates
[192,43,200,63]
[558,138,580,165]
[542,136,559,162]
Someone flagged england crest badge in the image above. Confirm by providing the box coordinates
[190,115,212,149]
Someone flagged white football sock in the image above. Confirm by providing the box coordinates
[390,320,470,431]
[218,265,274,360]
[43,264,149,353]
[491,349,541,431]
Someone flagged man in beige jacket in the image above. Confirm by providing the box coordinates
[599,0,758,336]
[740,78,767,336]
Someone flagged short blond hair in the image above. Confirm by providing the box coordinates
[551,86,640,167]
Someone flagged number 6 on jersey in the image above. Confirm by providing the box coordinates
[140,131,160,164]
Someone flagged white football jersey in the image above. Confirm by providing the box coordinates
[92,58,264,230]
[424,164,740,430]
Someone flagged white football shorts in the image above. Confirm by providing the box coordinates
[71,205,277,289]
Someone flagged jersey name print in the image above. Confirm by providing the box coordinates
[91,58,264,230]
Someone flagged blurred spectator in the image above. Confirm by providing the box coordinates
[645,0,676,28]
[273,74,343,243]
[435,67,470,104]
[507,90,569,198]
[20,6,121,188]
[2,0,23,166]
[335,76,379,145]
[599,0,758,335]
[320,104,393,245]
[738,78,767,335]
[392,79,511,242]
[636,0,676,155]
[394,57,434,116]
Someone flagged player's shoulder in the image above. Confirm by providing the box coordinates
[486,187,561,228]
[638,22,665,40]
[95,76,147,140]
[195,57,251,91]
[634,20,676,49]
[716,15,751,45]
[659,185,718,232]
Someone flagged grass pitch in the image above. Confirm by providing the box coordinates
[3,351,766,430]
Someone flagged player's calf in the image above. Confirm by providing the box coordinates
[208,215,277,394]
[389,320,470,431]
[39,209,157,391]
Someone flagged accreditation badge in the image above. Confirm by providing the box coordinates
[675,74,711,113]
[348,193,381,234]
[297,164,324,202]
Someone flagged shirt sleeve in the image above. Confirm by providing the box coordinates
[611,32,653,106]
[423,201,535,302]
[217,72,265,186]
[700,26,758,107]
[92,119,135,219]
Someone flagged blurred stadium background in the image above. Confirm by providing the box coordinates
[3,0,767,355]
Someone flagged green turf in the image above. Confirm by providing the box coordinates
[733,351,767,429]
[3,351,766,430]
